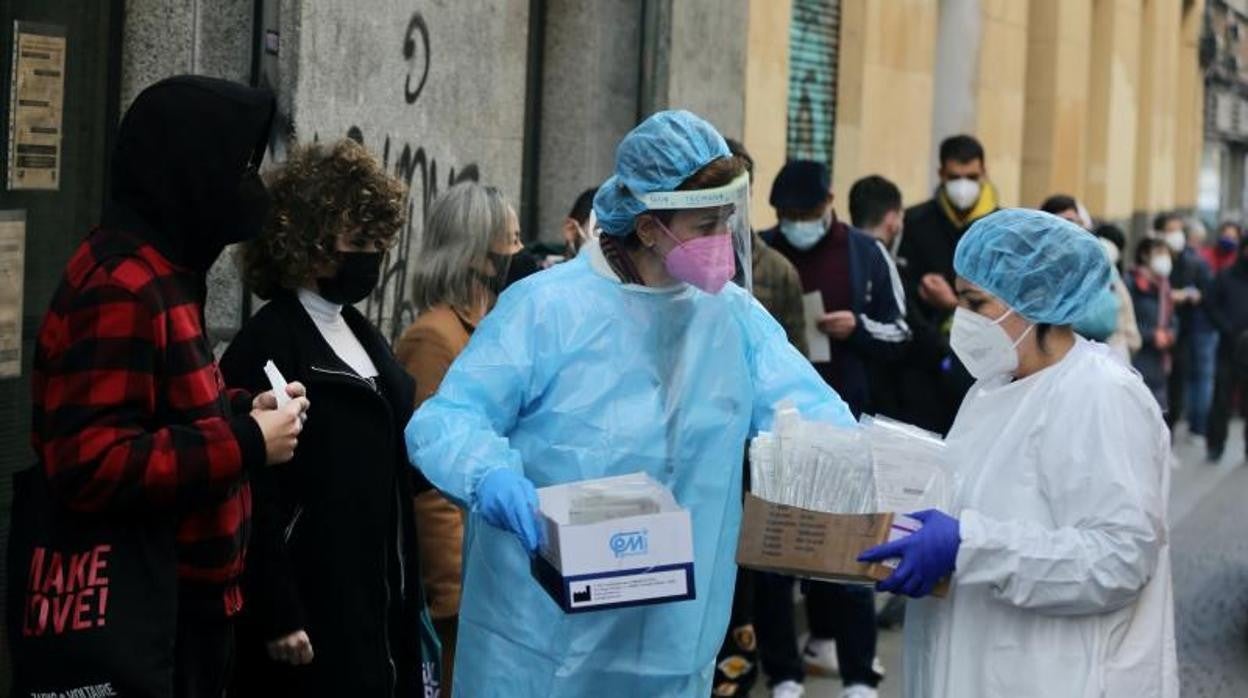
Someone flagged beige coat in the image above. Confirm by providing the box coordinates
[394,305,478,620]
[1108,272,1143,360]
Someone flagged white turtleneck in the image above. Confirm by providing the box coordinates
[297,288,379,379]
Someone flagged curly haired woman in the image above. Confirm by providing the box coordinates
[221,138,439,697]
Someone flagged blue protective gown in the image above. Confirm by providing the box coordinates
[406,242,854,697]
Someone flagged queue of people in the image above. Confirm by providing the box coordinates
[15,74,1185,698]
[1025,186,1246,472]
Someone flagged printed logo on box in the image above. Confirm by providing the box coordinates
[609,530,648,558]
[572,585,592,603]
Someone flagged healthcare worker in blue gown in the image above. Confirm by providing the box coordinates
[405,110,855,697]
[859,209,1178,698]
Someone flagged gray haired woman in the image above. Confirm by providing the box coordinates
[393,181,521,693]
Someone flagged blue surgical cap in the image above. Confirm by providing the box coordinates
[593,110,730,236]
[953,209,1111,325]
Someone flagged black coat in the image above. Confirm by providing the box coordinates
[219,292,430,698]
[890,196,980,434]
[1208,261,1248,341]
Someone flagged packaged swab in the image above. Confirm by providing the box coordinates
[264,360,291,408]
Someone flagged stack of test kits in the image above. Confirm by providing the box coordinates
[737,404,952,594]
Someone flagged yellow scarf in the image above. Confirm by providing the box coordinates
[938,180,999,229]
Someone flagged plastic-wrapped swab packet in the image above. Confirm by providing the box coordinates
[567,472,665,525]
[861,414,950,512]
[750,402,875,514]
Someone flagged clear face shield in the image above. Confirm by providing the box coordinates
[636,172,753,293]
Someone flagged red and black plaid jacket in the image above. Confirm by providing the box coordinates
[32,228,266,618]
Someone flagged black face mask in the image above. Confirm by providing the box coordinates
[471,253,509,298]
[317,251,383,304]
[482,252,512,295]
[503,249,541,289]
[229,165,272,245]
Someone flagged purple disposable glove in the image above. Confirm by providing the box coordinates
[858,509,960,598]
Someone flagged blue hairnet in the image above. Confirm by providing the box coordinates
[953,209,1111,325]
[593,110,730,236]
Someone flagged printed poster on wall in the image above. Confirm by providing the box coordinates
[8,21,66,191]
[0,211,25,377]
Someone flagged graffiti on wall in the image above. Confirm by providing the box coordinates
[349,11,481,342]
[350,124,479,342]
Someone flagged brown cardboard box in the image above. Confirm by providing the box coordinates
[736,494,949,596]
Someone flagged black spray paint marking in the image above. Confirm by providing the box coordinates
[350,126,480,342]
[403,12,431,105]
[352,11,480,342]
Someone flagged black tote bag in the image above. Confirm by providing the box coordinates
[6,465,178,698]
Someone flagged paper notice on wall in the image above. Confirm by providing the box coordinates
[0,211,25,377]
[8,22,66,191]
[802,291,830,363]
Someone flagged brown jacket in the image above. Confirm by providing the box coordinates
[394,304,478,620]
[752,230,809,356]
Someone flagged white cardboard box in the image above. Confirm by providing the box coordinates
[531,473,696,613]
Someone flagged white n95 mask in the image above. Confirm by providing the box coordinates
[950,306,1033,380]
[944,178,981,211]
[1164,231,1186,253]
[1099,238,1121,266]
[1150,254,1173,278]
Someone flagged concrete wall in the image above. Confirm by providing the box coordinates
[121,0,253,111]
[663,0,750,142]
[121,0,254,347]
[284,0,529,342]
[835,0,939,209]
[533,0,757,242]
[535,0,642,245]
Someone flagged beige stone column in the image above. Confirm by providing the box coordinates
[973,0,1030,206]
[744,0,793,230]
[833,0,940,209]
[1174,0,1205,210]
[1020,0,1094,208]
[1085,0,1142,221]
[1134,0,1183,217]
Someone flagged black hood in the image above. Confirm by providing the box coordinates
[103,75,276,271]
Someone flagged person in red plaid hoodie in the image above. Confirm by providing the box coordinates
[31,75,309,697]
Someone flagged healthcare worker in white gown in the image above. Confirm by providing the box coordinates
[406,110,855,697]
[860,209,1178,698]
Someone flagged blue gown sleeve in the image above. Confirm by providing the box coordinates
[743,294,856,432]
[404,288,535,508]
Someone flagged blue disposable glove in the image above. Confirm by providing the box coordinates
[474,468,544,554]
[857,509,960,598]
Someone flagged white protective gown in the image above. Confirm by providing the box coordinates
[904,339,1178,698]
